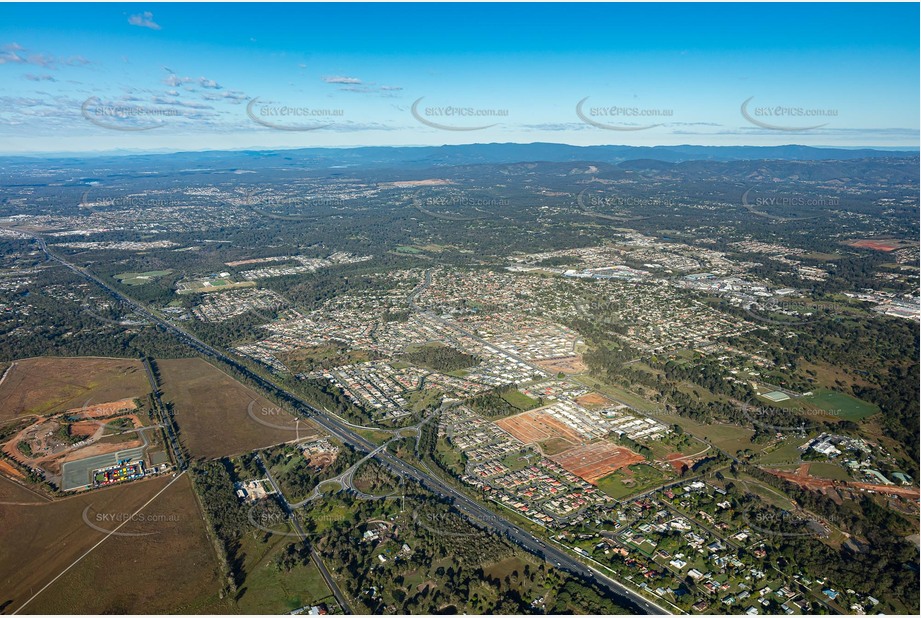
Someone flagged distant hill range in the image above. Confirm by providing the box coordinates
[2,143,917,172]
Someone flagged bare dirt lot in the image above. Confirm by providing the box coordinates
[157,358,321,460]
[2,410,147,485]
[575,392,614,409]
[0,357,148,422]
[550,441,645,485]
[72,399,138,419]
[496,409,584,446]
[534,355,587,375]
[844,239,906,252]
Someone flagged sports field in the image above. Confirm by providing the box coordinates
[113,270,172,286]
[802,389,878,421]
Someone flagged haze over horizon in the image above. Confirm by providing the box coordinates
[1,2,918,155]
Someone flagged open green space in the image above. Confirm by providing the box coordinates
[114,270,172,286]
[807,462,853,482]
[802,389,879,421]
[596,464,670,500]
[501,389,540,411]
[573,375,659,412]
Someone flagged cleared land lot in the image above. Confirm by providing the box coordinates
[496,408,583,447]
[157,358,321,460]
[550,441,645,484]
[0,357,148,422]
[21,473,228,614]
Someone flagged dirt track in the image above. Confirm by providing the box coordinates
[767,468,920,499]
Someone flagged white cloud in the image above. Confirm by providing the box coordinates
[128,11,161,31]
[163,73,193,87]
[323,75,361,84]
[0,50,25,65]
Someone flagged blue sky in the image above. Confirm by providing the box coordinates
[0,2,918,154]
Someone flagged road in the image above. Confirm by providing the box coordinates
[141,356,186,470]
[256,453,353,615]
[31,235,670,615]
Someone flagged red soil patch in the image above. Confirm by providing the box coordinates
[69,421,99,437]
[665,453,690,474]
[575,392,614,409]
[0,458,25,480]
[551,442,645,485]
[766,468,920,499]
[496,409,583,445]
[845,239,901,252]
[534,356,587,375]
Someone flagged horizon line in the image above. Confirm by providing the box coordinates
[2,141,919,160]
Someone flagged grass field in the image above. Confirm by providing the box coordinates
[158,358,320,460]
[177,279,256,294]
[646,408,758,456]
[235,526,334,613]
[0,474,227,613]
[734,473,797,510]
[802,389,879,421]
[113,270,172,286]
[807,462,853,482]
[23,473,228,614]
[501,389,541,411]
[0,357,148,422]
[596,464,670,500]
[757,438,807,465]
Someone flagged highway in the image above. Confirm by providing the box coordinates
[32,235,671,615]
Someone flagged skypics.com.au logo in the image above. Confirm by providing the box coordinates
[576,97,672,131]
[741,96,837,131]
[411,97,508,131]
[81,97,183,131]
[246,97,344,131]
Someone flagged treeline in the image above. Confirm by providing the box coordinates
[400,343,480,372]
[467,385,539,417]
[732,312,919,470]
[190,459,250,596]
